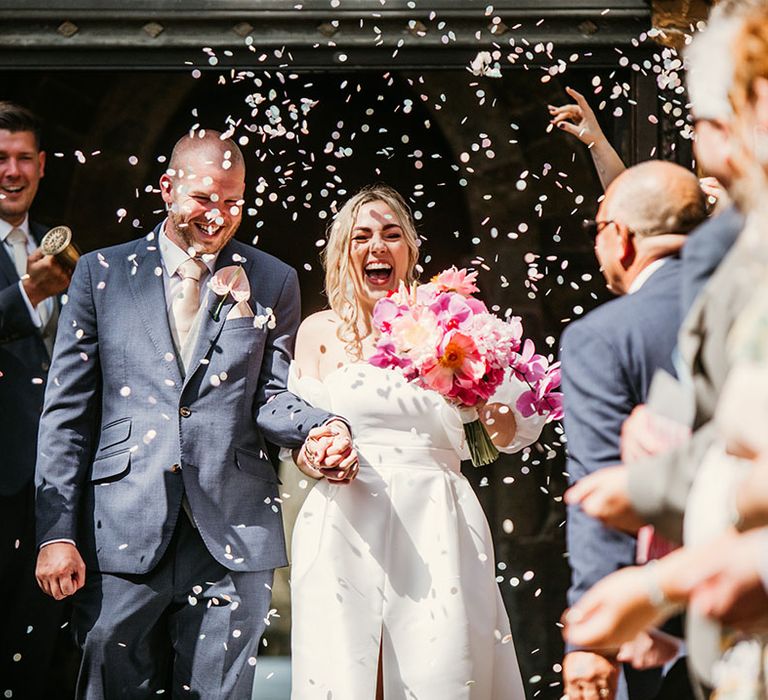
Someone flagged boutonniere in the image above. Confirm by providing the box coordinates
[208,265,251,321]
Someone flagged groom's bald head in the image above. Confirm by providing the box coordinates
[168,129,245,179]
[160,128,247,256]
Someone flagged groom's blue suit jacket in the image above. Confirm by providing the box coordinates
[561,258,683,697]
[35,229,331,574]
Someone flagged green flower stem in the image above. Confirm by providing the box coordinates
[211,267,244,321]
[464,418,500,467]
[212,296,226,322]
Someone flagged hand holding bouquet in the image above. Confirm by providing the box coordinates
[369,267,563,466]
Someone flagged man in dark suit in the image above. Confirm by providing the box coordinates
[0,102,73,697]
[34,129,355,697]
[561,161,707,700]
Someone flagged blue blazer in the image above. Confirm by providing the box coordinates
[563,259,682,603]
[561,259,683,698]
[35,229,332,575]
[681,205,743,314]
[0,221,55,496]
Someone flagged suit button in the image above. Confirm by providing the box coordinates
[170,463,182,473]
[179,407,192,418]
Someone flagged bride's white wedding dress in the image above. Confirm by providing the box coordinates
[288,362,546,699]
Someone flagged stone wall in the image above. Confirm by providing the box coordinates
[651,0,714,47]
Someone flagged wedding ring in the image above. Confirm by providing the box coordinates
[599,689,609,698]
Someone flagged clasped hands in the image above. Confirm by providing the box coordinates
[296,419,359,484]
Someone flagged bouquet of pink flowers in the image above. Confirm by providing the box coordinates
[369,267,563,466]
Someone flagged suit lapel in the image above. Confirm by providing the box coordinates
[126,229,184,387]
[29,221,47,247]
[1,221,57,357]
[0,241,16,284]
[182,241,249,386]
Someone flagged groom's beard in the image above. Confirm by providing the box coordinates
[166,207,240,256]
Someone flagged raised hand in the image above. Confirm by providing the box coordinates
[616,629,682,670]
[699,176,732,215]
[620,404,690,464]
[549,86,604,146]
[22,249,71,307]
[562,565,676,652]
[547,86,626,190]
[564,465,647,534]
[35,541,86,600]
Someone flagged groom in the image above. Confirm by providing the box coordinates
[34,129,353,697]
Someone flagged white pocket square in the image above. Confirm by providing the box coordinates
[226,301,255,320]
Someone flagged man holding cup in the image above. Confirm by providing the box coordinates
[0,100,73,698]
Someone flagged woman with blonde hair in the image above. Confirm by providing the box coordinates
[287,184,546,698]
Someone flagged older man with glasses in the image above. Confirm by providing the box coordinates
[560,160,706,700]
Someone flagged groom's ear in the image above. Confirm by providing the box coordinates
[159,173,174,206]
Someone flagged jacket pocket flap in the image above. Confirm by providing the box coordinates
[98,418,132,452]
[90,451,131,483]
[235,448,280,483]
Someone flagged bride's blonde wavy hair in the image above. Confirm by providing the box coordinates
[322,185,420,360]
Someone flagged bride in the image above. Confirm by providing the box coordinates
[287,185,547,699]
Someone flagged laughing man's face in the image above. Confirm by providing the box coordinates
[0,129,45,227]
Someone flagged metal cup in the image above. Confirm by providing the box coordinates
[40,225,80,271]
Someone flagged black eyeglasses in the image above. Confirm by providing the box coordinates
[581,219,616,240]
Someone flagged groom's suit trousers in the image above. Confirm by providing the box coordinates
[72,514,272,699]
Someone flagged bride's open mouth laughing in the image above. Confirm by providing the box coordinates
[364,261,393,287]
